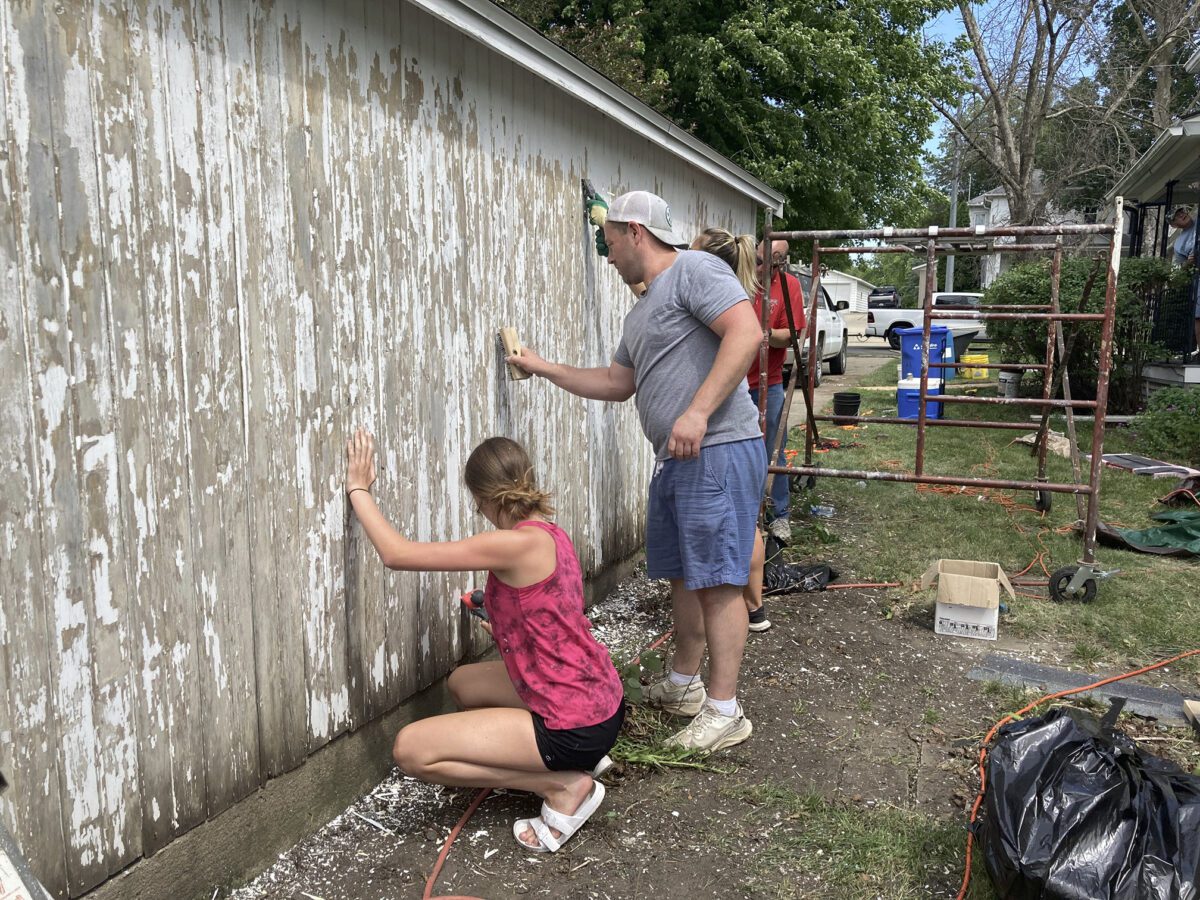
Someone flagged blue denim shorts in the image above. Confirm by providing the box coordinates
[645,438,767,591]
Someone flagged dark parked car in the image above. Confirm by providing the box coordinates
[867,285,901,308]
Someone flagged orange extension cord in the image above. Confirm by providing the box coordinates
[422,629,675,900]
[955,648,1200,900]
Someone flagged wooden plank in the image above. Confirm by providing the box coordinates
[0,3,71,892]
[71,0,177,873]
[121,0,209,855]
[234,0,308,777]
[429,23,468,682]
[169,0,262,816]
[26,0,148,889]
[374,0,423,714]
[345,0,397,728]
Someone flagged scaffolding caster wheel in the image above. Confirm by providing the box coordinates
[1034,490,1052,513]
[1049,566,1097,604]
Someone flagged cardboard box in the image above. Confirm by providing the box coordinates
[921,559,1014,641]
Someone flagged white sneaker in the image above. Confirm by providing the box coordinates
[644,676,707,717]
[768,517,792,544]
[748,615,772,633]
[667,702,753,752]
[748,601,771,632]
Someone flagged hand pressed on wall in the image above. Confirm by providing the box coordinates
[346,427,378,494]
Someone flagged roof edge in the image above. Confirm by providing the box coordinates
[1106,117,1200,205]
[408,0,786,214]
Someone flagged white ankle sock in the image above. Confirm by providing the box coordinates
[668,669,701,687]
[707,696,738,717]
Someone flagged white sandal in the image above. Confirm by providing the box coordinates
[512,780,606,852]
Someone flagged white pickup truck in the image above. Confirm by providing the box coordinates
[865,291,988,350]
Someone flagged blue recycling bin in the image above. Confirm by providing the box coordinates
[897,325,953,381]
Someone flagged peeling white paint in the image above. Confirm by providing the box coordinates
[0,0,751,889]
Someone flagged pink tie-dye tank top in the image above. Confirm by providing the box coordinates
[484,520,624,730]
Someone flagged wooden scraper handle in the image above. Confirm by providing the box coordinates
[498,327,532,381]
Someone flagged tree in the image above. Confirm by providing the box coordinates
[837,183,982,305]
[497,0,963,229]
[934,0,1200,225]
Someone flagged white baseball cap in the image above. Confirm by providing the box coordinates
[607,191,688,248]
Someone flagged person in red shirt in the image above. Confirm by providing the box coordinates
[747,239,806,545]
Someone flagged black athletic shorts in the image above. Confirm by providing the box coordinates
[531,699,626,772]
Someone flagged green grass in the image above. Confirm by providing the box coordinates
[791,358,1200,673]
[608,703,735,773]
[857,358,903,387]
[736,784,998,900]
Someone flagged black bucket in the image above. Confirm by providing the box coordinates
[832,392,861,418]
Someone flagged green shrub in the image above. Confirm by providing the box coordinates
[1128,387,1200,467]
[985,256,1184,413]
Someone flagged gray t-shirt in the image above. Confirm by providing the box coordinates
[613,250,762,459]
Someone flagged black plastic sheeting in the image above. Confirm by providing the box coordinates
[980,705,1200,899]
[761,534,837,596]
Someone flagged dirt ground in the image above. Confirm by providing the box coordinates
[225,345,1197,900]
[227,565,1013,900]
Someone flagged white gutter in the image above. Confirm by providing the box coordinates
[1106,117,1200,204]
[407,0,786,215]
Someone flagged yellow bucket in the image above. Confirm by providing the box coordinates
[961,354,989,380]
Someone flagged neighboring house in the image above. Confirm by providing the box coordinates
[0,0,783,896]
[822,269,875,312]
[1106,98,1200,383]
[967,181,1099,288]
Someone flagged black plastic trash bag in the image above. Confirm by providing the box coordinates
[761,535,836,595]
[762,561,834,595]
[980,705,1200,899]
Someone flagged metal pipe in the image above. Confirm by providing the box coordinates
[767,255,819,503]
[769,223,1115,241]
[1082,198,1125,563]
[811,241,1065,255]
[766,464,1096,495]
[931,304,1050,311]
[933,395,1098,409]
[930,362,1048,371]
[926,311,1106,322]
[1034,241,1063,490]
[803,242,822,469]
[1052,243,1089,523]
[814,414,1040,430]
[816,243,1065,255]
[915,238,937,475]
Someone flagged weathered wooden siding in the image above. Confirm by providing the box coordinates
[0,0,756,895]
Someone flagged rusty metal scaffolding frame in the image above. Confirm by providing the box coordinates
[754,199,1125,597]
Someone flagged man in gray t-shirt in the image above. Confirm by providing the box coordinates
[614,249,764,458]
[509,190,765,754]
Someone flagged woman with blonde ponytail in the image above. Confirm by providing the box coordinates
[691,229,807,633]
[691,227,760,301]
[345,431,623,853]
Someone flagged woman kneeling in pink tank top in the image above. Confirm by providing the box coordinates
[346,430,625,853]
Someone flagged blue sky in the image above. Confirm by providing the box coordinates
[923,8,967,156]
